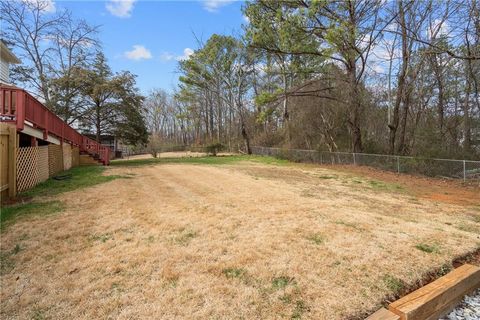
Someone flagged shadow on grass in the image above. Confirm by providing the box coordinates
[1,166,127,231]
[21,166,126,198]
[110,155,290,167]
[1,201,64,231]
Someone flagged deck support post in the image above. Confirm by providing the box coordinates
[16,91,25,131]
[8,125,17,198]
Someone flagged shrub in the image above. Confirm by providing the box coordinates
[147,134,162,158]
[206,143,224,156]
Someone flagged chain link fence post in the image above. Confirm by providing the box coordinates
[397,156,400,174]
[463,160,466,182]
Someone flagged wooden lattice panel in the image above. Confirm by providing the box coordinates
[16,147,39,193]
[48,145,63,177]
[72,147,79,167]
[63,144,72,170]
[37,146,49,183]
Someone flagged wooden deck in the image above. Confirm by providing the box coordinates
[0,85,110,165]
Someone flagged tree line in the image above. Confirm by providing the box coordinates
[146,0,479,159]
[1,0,148,145]
[4,0,479,160]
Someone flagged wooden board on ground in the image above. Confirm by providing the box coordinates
[366,307,400,320]
[389,264,480,320]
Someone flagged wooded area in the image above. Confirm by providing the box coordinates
[145,0,480,160]
[3,0,479,160]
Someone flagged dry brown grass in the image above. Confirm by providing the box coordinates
[1,159,479,319]
[118,151,207,160]
[118,151,234,161]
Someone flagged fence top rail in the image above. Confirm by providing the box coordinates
[251,146,480,165]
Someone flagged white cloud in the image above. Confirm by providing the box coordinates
[160,52,175,61]
[372,46,392,61]
[371,39,401,61]
[243,15,250,23]
[124,45,152,60]
[371,64,385,74]
[385,22,398,33]
[158,49,195,62]
[106,0,136,18]
[429,19,449,38]
[23,0,56,13]
[202,0,235,12]
[176,48,194,61]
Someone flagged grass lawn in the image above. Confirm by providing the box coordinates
[1,154,479,319]
[110,154,290,167]
[1,166,128,231]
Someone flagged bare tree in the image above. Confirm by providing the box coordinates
[1,0,99,123]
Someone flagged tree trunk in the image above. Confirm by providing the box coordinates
[437,76,445,137]
[237,92,251,154]
[241,121,252,154]
[282,73,290,143]
[389,0,409,155]
[209,96,214,141]
[431,55,445,139]
[397,84,411,155]
[347,65,363,153]
[463,79,472,152]
[95,102,101,143]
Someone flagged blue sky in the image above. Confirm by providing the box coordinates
[57,0,246,94]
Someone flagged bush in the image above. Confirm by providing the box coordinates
[205,143,224,156]
[147,134,162,158]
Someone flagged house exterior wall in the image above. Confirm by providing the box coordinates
[0,41,21,84]
[0,59,10,84]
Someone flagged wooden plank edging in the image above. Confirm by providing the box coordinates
[366,264,480,320]
[365,264,480,320]
[366,308,400,320]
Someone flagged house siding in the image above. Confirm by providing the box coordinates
[0,59,10,83]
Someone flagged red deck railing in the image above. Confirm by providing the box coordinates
[0,86,110,165]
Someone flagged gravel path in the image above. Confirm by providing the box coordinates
[440,289,480,320]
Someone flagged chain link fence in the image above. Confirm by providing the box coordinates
[251,146,480,181]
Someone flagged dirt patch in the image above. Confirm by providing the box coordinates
[452,248,480,267]
[1,161,479,319]
[1,195,33,206]
[327,164,480,207]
